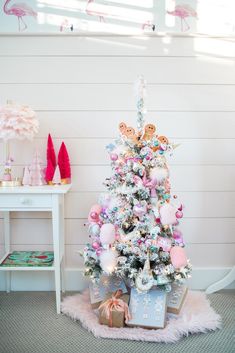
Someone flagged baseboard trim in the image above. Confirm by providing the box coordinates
[0,267,234,291]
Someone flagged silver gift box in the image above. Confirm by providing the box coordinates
[127,287,167,329]
[89,275,127,309]
[167,283,188,314]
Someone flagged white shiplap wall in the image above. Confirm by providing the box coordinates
[0,34,235,291]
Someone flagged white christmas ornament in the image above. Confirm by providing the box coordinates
[100,249,117,274]
[100,223,115,245]
[150,166,169,183]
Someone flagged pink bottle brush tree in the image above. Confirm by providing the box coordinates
[45,134,56,184]
[58,142,71,184]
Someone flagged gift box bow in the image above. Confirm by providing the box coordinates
[98,289,131,327]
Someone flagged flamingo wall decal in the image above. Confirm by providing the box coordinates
[167,4,197,32]
[86,0,106,23]
[3,0,37,32]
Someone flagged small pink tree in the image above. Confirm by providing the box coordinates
[29,151,44,186]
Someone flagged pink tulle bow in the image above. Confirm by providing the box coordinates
[142,171,158,197]
[98,289,131,327]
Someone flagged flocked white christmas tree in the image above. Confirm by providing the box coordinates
[83,77,192,293]
[29,151,44,186]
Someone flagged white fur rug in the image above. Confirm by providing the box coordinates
[61,290,221,343]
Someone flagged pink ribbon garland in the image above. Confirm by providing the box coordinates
[98,289,131,327]
[142,171,158,197]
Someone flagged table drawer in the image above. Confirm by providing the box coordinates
[0,194,52,209]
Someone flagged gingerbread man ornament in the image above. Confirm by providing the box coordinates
[143,124,156,141]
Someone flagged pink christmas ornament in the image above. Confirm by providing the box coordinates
[176,210,183,219]
[110,153,118,161]
[100,223,116,245]
[157,236,172,252]
[178,204,183,211]
[170,246,188,269]
[159,203,177,225]
[88,204,102,222]
[173,229,184,244]
[92,241,100,250]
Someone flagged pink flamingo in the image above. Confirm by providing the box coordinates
[3,0,37,32]
[167,4,197,32]
[86,0,106,23]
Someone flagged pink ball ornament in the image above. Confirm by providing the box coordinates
[88,204,102,222]
[92,241,100,250]
[110,153,118,161]
[173,229,181,238]
[159,203,177,225]
[100,223,116,245]
[176,210,183,219]
[96,248,102,256]
[90,211,98,219]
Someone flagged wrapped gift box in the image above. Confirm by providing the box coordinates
[126,288,167,329]
[89,275,127,309]
[167,284,188,314]
[99,291,130,328]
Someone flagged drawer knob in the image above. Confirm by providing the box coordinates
[20,198,32,205]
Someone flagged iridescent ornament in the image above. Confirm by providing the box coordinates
[133,203,147,218]
[89,223,100,237]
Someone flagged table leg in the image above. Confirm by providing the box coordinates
[60,195,65,293]
[3,212,11,293]
[52,195,61,314]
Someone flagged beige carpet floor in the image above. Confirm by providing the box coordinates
[0,290,234,353]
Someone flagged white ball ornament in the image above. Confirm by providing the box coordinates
[99,249,117,274]
[150,166,169,183]
[100,223,116,245]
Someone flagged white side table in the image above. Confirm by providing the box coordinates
[0,185,71,314]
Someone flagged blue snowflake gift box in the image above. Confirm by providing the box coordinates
[89,274,128,309]
[127,288,167,329]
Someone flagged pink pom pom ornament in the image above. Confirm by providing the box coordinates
[170,246,188,269]
[100,223,116,245]
[159,203,177,226]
